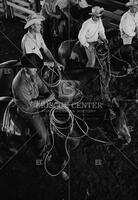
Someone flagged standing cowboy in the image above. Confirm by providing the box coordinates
[119,0,138,45]
[78,6,107,68]
[119,0,138,67]
[21,13,63,70]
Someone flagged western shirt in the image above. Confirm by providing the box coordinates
[119,10,138,38]
[21,31,48,59]
[12,69,49,112]
[78,17,106,47]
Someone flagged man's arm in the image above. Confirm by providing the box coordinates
[78,21,89,47]
[41,37,64,70]
[36,73,49,95]
[21,37,33,55]
[13,81,54,111]
[98,19,107,41]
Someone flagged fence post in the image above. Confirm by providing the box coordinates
[3,0,8,18]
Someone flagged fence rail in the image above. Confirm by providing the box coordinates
[7,0,34,19]
[0,0,37,19]
[0,0,6,15]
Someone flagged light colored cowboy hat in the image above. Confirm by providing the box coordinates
[126,0,138,7]
[89,6,104,16]
[24,13,45,29]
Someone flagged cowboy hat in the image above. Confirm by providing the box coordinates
[89,6,104,16]
[126,0,138,7]
[24,13,45,29]
[21,53,43,68]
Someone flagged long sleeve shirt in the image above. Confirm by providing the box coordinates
[12,69,49,112]
[78,17,106,47]
[21,31,48,59]
[119,10,138,37]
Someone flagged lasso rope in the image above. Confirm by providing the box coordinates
[95,43,133,78]
[43,103,138,176]
[43,104,113,176]
[9,49,137,176]
[42,45,138,176]
[41,64,61,88]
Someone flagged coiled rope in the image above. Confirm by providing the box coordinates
[95,43,133,78]
[43,104,115,176]
[41,64,61,88]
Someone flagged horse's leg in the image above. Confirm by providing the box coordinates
[120,45,134,67]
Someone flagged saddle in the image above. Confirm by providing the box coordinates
[0,60,21,69]
[2,99,29,136]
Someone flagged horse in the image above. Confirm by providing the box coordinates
[57,28,138,70]
[57,29,129,70]
[58,28,138,99]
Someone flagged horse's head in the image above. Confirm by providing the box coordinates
[106,28,122,52]
[95,41,109,59]
[111,99,131,145]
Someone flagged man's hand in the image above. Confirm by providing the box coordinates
[104,39,108,44]
[47,93,55,102]
[44,61,54,68]
[85,43,89,48]
[42,93,55,106]
[44,61,65,70]
[98,38,108,44]
[56,62,65,71]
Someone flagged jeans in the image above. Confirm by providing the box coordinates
[18,109,50,151]
[85,43,96,68]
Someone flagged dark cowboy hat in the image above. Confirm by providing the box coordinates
[21,53,43,68]
[89,6,104,16]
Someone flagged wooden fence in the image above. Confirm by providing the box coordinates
[0,0,40,19]
[7,0,34,19]
[0,0,8,17]
[0,0,4,13]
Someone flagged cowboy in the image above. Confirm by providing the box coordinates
[12,53,55,155]
[55,0,74,38]
[119,0,138,67]
[21,13,63,70]
[119,0,138,45]
[78,6,107,68]
[40,0,62,37]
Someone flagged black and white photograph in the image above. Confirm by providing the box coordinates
[0,0,138,199]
